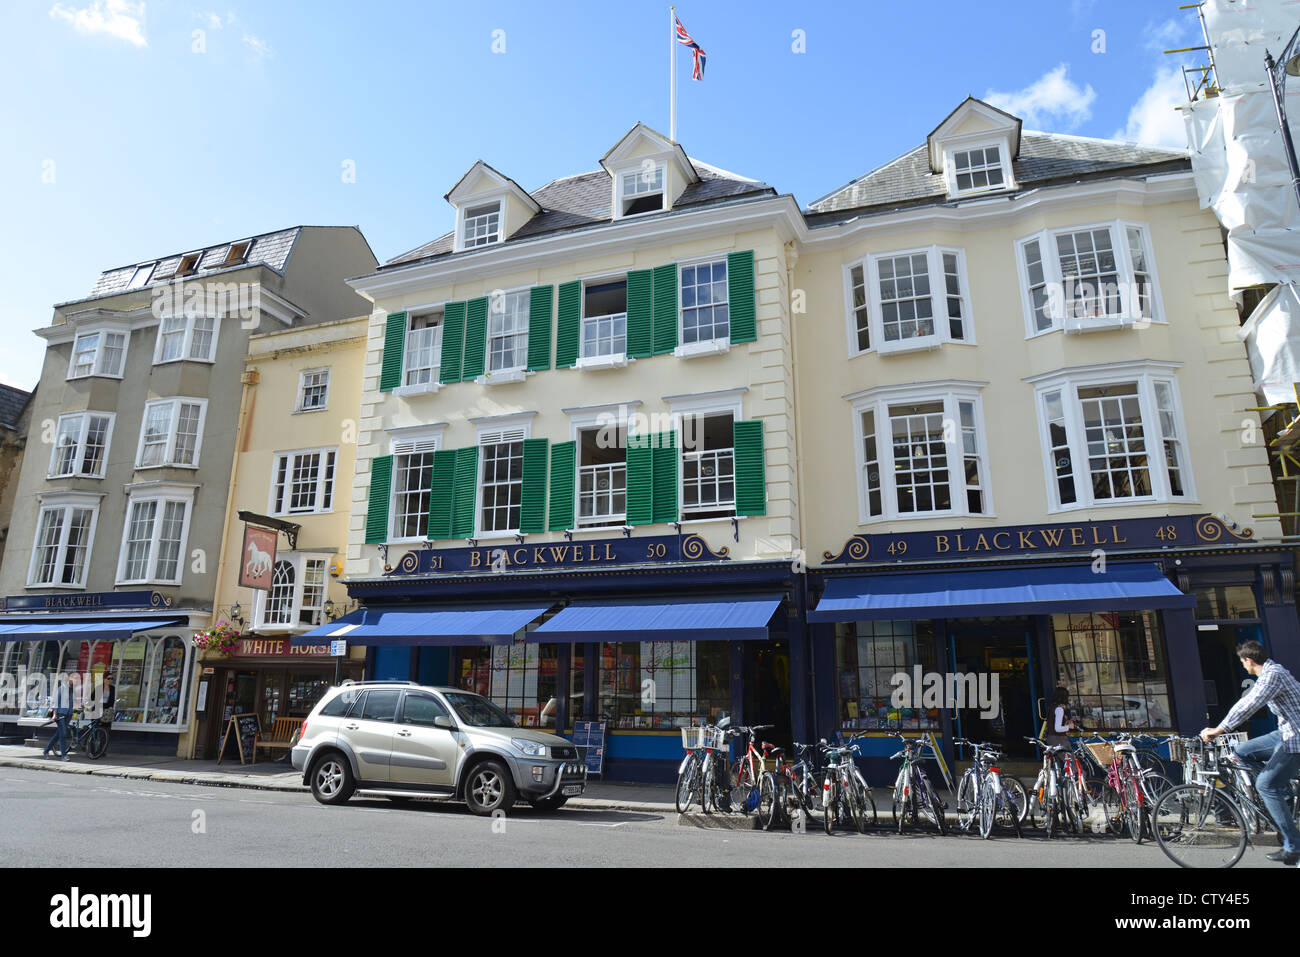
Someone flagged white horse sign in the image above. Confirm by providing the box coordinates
[239,525,277,590]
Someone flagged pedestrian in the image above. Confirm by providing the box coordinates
[1200,640,1300,865]
[98,671,116,725]
[43,675,74,761]
[1043,686,1077,748]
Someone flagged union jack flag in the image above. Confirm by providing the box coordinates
[674,13,706,80]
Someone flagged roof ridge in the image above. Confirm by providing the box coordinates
[807,143,927,209]
[686,158,761,184]
[1022,129,1188,154]
[97,225,303,276]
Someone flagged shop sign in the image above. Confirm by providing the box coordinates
[822,513,1254,565]
[239,525,278,590]
[1,591,173,612]
[234,638,331,658]
[383,533,730,578]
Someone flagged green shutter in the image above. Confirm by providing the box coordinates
[520,438,549,534]
[555,281,581,368]
[425,449,459,540]
[625,433,654,525]
[733,419,766,516]
[547,440,576,531]
[440,301,466,383]
[364,455,393,544]
[652,263,678,355]
[462,296,488,380]
[728,250,757,343]
[451,446,478,538]
[527,285,553,371]
[651,430,679,524]
[626,269,652,359]
[379,312,406,392]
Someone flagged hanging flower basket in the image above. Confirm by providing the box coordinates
[193,622,242,657]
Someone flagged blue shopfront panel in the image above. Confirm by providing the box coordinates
[372,645,409,681]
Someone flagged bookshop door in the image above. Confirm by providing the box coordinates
[743,638,791,750]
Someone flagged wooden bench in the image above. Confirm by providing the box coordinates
[255,716,303,755]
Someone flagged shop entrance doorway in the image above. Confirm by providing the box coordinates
[743,638,791,750]
[1198,623,1271,732]
[207,670,256,756]
[950,626,1037,759]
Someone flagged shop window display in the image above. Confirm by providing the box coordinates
[1052,612,1172,730]
[835,620,941,730]
[597,641,729,729]
[457,641,560,728]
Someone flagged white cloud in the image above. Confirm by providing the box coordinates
[985,64,1097,131]
[194,9,236,30]
[242,33,272,60]
[1145,18,1192,53]
[1114,64,1189,149]
[49,0,146,47]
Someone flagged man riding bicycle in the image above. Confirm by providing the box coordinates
[1199,640,1300,865]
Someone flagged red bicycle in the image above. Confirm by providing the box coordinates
[724,724,776,814]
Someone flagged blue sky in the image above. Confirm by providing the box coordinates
[0,0,1203,390]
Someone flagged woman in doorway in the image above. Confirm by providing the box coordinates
[1043,686,1077,747]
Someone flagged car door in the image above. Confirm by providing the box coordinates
[389,691,460,790]
[342,689,401,784]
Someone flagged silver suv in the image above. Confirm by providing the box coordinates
[291,681,587,815]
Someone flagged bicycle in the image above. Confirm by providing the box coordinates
[954,738,1023,839]
[1086,732,1173,843]
[1153,735,1300,868]
[888,731,947,835]
[723,723,775,816]
[1026,737,1081,838]
[676,722,718,814]
[63,709,109,760]
[819,735,877,834]
[759,740,824,832]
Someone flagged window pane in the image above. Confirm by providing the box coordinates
[681,260,729,345]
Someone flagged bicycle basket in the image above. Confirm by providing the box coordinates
[705,727,729,750]
[680,726,706,750]
[1168,738,1187,764]
[1085,742,1116,766]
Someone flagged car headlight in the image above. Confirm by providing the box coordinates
[511,738,548,758]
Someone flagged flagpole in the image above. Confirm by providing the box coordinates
[670,5,677,142]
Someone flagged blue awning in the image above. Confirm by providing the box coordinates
[530,595,784,642]
[291,604,550,646]
[809,563,1194,622]
[0,617,187,641]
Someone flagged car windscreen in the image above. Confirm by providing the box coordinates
[444,692,516,728]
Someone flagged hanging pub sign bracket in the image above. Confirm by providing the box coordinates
[236,510,301,550]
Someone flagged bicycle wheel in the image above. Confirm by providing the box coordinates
[86,725,108,760]
[1001,775,1029,824]
[956,770,978,831]
[731,761,757,815]
[978,779,996,839]
[701,756,717,815]
[758,772,780,830]
[675,753,700,814]
[1101,782,1125,836]
[1029,771,1048,830]
[1141,772,1174,804]
[1153,784,1247,868]
[1123,774,1144,844]
[999,780,1023,838]
[926,777,948,836]
[823,778,837,835]
[852,768,878,829]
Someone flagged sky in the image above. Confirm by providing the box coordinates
[0,0,1207,391]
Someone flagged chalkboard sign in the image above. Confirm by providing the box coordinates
[570,721,606,775]
[218,713,260,765]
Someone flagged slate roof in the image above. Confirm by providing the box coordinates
[0,384,31,430]
[87,227,302,297]
[807,133,1190,217]
[384,162,774,269]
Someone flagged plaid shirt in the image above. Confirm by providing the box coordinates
[1220,660,1300,753]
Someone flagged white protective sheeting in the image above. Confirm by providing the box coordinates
[1203,0,1300,90]
[1185,97,1228,208]
[1239,282,1300,403]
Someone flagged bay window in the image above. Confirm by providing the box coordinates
[117,487,193,585]
[844,246,972,355]
[136,398,205,469]
[1016,221,1161,335]
[67,328,127,379]
[153,314,218,364]
[28,495,99,588]
[48,412,113,478]
[256,554,330,629]
[1030,362,1192,511]
[851,385,991,522]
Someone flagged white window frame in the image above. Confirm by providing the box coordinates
[253,552,332,632]
[945,143,1013,197]
[47,411,115,479]
[1029,361,1194,513]
[676,254,733,357]
[126,263,156,290]
[115,485,195,586]
[457,200,504,251]
[577,273,630,368]
[269,447,338,516]
[27,493,101,589]
[844,246,975,357]
[615,162,666,218]
[296,368,331,412]
[135,397,207,470]
[849,383,993,525]
[152,313,220,365]
[388,428,444,543]
[394,307,443,396]
[484,288,530,376]
[1015,220,1165,338]
[665,391,745,524]
[474,418,532,539]
[566,403,638,531]
[66,326,129,380]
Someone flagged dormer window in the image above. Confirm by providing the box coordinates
[619,164,665,216]
[951,146,1006,193]
[175,253,201,278]
[223,240,251,265]
[462,202,502,248]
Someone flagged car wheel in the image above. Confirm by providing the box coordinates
[465,760,517,816]
[310,752,355,806]
[529,795,568,812]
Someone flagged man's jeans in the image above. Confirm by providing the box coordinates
[1234,731,1300,854]
[43,709,70,758]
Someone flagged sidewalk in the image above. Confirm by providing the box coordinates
[0,744,676,812]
